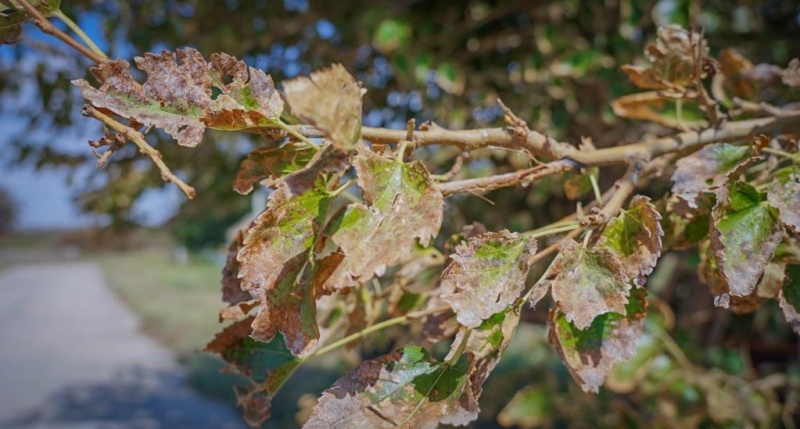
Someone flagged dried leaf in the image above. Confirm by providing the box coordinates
[303,346,476,429]
[221,228,251,304]
[564,168,598,200]
[598,195,663,285]
[779,264,800,335]
[621,25,707,90]
[532,240,631,330]
[324,147,444,290]
[218,299,259,322]
[767,166,800,234]
[233,143,315,195]
[204,317,299,426]
[548,288,648,393]
[718,48,755,99]
[783,58,800,88]
[699,240,766,314]
[73,48,284,147]
[237,183,332,354]
[710,182,784,299]
[280,143,350,198]
[611,91,707,129]
[440,231,536,328]
[671,143,753,210]
[283,64,365,151]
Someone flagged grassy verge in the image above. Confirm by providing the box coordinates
[94,247,224,356]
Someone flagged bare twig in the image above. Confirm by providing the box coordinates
[16,0,106,64]
[82,106,196,199]
[437,159,575,196]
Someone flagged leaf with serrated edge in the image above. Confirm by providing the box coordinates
[221,227,250,304]
[233,143,315,195]
[303,346,475,429]
[767,166,800,234]
[283,63,365,151]
[711,181,784,298]
[203,316,298,426]
[237,183,332,354]
[779,264,800,335]
[671,143,753,210]
[535,240,631,330]
[549,288,648,393]
[73,49,283,147]
[440,231,536,328]
[598,195,663,285]
[324,147,443,290]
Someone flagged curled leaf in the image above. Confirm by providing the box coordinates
[671,143,754,210]
[549,288,648,393]
[440,231,536,328]
[611,91,706,129]
[598,195,663,285]
[233,142,315,195]
[303,346,477,429]
[621,25,707,91]
[325,147,444,290]
[767,166,800,234]
[283,64,365,151]
[533,240,631,330]
[779,264,800,335]
[710,182,784,299]
[221,228,251,304]
[73,48,284,147]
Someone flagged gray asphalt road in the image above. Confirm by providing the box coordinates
[0,262,248,429]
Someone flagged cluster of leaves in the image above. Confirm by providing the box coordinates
[7,1,800,425]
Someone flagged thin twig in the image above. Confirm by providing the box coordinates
[51,9,108,60]
[82,106,196,199]
[437,159,574,196]
[16,0,106,64]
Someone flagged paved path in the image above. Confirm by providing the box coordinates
[0,262,248,429]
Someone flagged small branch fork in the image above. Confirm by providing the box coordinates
[83,106,196,199]
[16,0,106,64]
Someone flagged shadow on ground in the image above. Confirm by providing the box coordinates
[0,366,249,429]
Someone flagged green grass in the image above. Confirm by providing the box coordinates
[95,247,225,356]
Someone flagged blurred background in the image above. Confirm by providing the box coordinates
[0,0,799,428]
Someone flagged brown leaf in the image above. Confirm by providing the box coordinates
[597,195,663,286]
[221,228,250,304]
[535,240,631,330]
[74,49,284,147]
[718,48,755,99]
[671,143,756,211]
[283,64,365,151]
[280,143,351,198]
[233,142,315,195]
[611,91,706,129]
[218,299,259,322]
[440,231,537,328]
[548,288,648,393]
[621,25,707,91]
[324,147,444,290]
[767,167,800,234]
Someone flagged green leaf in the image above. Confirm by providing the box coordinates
[372,18,411,54]
[237,182,332,354]
[549,288,648,393]
[203,317,298,427]
[0,0,61,28]
[73,49,284,147]
[710,181,784,299]
[440,231,536,328]
[671,143,754,210]
[283,64,364,151]
[0,22,20,44]
[530,240,631,330]
[497,386,554,428]
[303,346,477,429]
[598,195,663,285]
[767,166,800,234]
[324,147,444,290]
[779,264,800,335]
[233,143,316,195]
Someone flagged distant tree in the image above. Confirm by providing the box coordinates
[0,186,17,233]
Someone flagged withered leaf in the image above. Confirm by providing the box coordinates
[283,64,365,151]
[611,91,707,129]
[563,167,598,201]
[779,264,800,335]
[303,346,476,429]
[73,48,284,147]
[440,231,536,328]
[233,142,315,195]
[710,182,784,299]
[767,166,800,234]
[699,242,770,314]
[549,288,648,393]
[237,182,332,354]
[671,143,754,210]
[621,25,707,91]
[718,48,755,99]
[280,143,350,198]
[597,195,663,286]
[324,147,444,290]
[532,240,631,330]
[221,228,251,304]
[204,317,299,427]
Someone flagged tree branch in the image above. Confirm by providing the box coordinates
[16,0,106,64]
[437,159,575,196]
